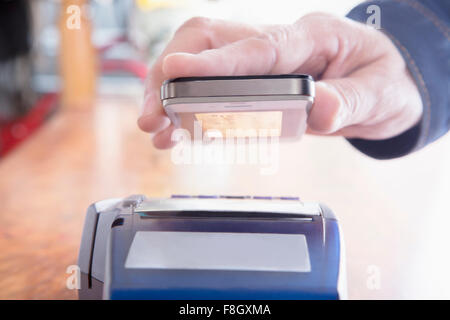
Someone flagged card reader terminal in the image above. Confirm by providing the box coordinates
[78,195,346,299]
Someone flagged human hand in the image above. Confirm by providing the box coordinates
[138,13,423,149]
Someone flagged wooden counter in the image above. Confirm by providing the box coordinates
[1,96,449,299]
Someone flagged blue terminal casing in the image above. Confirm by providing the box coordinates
[77,195,346,300]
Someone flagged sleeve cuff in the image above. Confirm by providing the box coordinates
[345,0,450,159]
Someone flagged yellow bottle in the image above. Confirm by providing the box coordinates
[59,0,97,109]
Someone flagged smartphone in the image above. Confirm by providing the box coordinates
[161,75,314,140]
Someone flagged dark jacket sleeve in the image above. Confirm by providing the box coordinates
[345,0,450,159]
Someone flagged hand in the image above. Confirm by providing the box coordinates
[138,13,423,149]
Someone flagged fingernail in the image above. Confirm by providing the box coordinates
[158,116,171,132]
[141,91,160,116]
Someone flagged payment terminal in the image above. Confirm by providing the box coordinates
[78,195,346,299]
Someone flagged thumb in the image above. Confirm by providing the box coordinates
[308,78,376,134]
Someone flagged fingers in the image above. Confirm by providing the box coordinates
[153,124,177,149]
[306,23,424,140]
[308,67,423,140]
[162,14,388,82]
[139,26,213,132]
[139,13,401,148]
[293,13,390,78]
[162,37,278,77]
[139,18,262,149]
[138,92,171,133]
[162,23,312,78]
[142,17,262,107]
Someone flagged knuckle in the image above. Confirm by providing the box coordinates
[254,33,276,49]
[255,25,293,70]
[298,12,344,34]
[299,12,335,24]
[179,16,212,30]
[175,16,213,42]
[263,24,293,45]
[295,13,342,49]
[334,79,361,117]
[248,35,278,70]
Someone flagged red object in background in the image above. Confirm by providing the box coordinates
[0,35,148,158]
[0,93,59,157]
[101,59,148,81]
[0,59,147,158]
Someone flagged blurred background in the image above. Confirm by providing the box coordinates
[0,0,449,300]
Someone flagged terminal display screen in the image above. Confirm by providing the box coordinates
[125,231,311,272]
